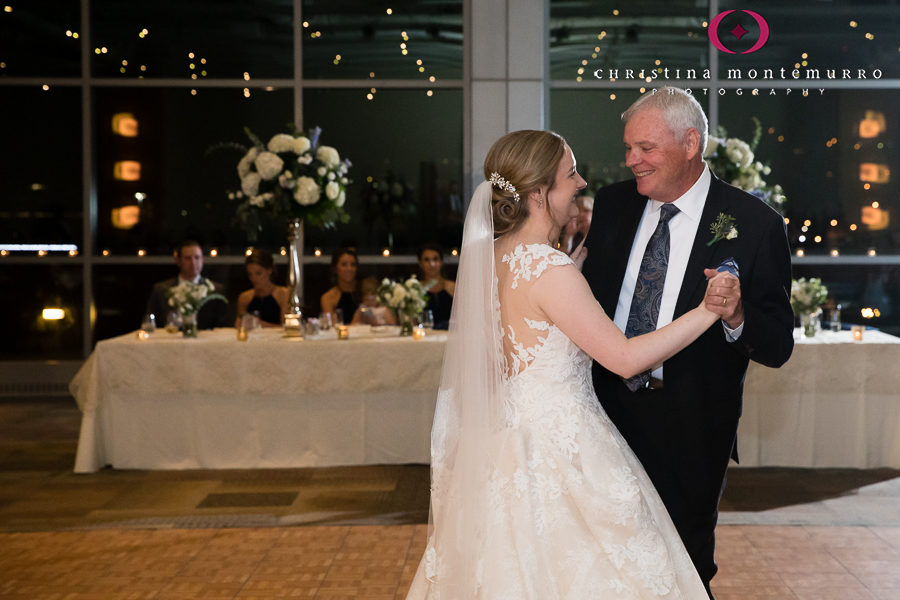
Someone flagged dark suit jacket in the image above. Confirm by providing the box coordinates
[582,174,794,505]
[146,277,229,330]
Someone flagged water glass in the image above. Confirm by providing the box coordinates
[141,313,156,333]
[421,309,435,330]
[828,305,842,332]
[165,310,182,333]
[334,308,344,325]
[319,312,333,331]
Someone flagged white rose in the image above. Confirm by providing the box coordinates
[327,171,335,181]
[293,176,321,206]
[341,177,348,185]
[317,166,327,177]
[254,151,284,180]
[726,227,738,240]
[268,134,296,153]
[227,192,235,200]
[237,147,259,178]
[316,145,341,169]
[293,136,311,154]
[241,172,261,197]
[382,278,391,287]
[325,181,340,200]
[297,154,313,165]
[336,189,346,207]
[725,138,754,168]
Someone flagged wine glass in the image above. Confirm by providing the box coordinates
[421,309,434,330]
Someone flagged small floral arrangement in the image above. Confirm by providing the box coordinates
[708,212,738,246]
[377,276,428,320]
[225,126,352,240]
[790,277,828,315]
[166,279,227,315]
[704,117,786,213]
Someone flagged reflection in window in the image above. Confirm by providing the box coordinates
[550,0,708,82]
[302,0,463,80]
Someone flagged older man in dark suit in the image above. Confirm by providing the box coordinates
[146,240,228,330]
[582,86,794,598]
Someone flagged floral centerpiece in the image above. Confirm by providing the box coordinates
[166,279,227,337]
[790,277,828,337]
[226,126,352,240]
[377,276,428,336]
[704,117,786,214]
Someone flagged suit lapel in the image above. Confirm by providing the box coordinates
[674,176,729,318]
[604,190,647,310]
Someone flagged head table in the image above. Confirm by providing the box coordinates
[69,326,900,472]
[70,326,447,473]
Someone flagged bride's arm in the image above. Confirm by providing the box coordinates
[532,264,720,379]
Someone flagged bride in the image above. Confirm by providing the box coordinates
[406,130,722,599]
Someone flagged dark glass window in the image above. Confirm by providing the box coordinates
[550,0,709,82]
[90,0,293,79]
[0,265,83,360]
[302,0,463,80]
[0,0,81,77]
[94,86,294,255]
[0,86,82,248]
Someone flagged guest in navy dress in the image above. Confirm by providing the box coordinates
[234,249,289,327]
[418,243,455,330]
[320,247,360,324]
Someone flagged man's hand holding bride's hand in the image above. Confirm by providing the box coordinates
[703,269,744,328]
[569,234,587,271]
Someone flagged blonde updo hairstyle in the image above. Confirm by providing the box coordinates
[483,130,566,236]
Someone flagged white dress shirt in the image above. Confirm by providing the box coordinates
[613,165,741,380]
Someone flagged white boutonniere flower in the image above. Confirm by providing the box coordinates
[708,213,738,246]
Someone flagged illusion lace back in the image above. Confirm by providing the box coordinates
[407,243,706,600]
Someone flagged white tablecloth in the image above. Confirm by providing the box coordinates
[738,329,900,468]
[70,327,446,473]
[70,326,900,472]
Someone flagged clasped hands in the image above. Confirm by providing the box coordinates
[703,268,743,328]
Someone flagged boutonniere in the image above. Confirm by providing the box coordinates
[707,212,738,246]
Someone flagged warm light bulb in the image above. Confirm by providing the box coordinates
[42,308,65,321]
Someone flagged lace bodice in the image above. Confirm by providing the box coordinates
[498,243,578,380]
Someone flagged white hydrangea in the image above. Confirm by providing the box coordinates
[325,181,340,200]
[237,147,259,178]
[316,145,341,169]
[293,136,311,154]
[241,172,262,197]
[725,138,754,168]
[254,151,284,180]
[267,134,296,153]
[293,176,320,206]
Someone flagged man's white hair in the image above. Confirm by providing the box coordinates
[621,86,708,155]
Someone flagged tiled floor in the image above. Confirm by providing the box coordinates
[1,397,899,599]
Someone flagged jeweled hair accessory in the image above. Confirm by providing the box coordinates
[488,172,520,202]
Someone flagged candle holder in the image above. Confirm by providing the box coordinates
[237,327,249,342]
[851,325,864,341]
[283,311,303,339]
[337,325,349,340]
[412,325,426,340]
[136,330,150,341]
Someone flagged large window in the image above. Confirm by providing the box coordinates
[0,0,463,359]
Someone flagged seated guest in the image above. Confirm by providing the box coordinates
[234,249,289,327]
[146,240,228,330]
[320,247,360,324]
[351,276,397,326]
[417,243,455,330]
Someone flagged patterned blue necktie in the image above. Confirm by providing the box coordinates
[623,203,680,391]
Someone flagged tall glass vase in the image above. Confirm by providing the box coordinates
[181,312,198,338]
[287,218,304,317]
[399,312,415,337]
[800,308,822,338]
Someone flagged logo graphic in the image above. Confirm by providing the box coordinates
[708,10,770,54]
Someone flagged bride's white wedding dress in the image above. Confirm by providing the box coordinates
[407,224,707,597]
